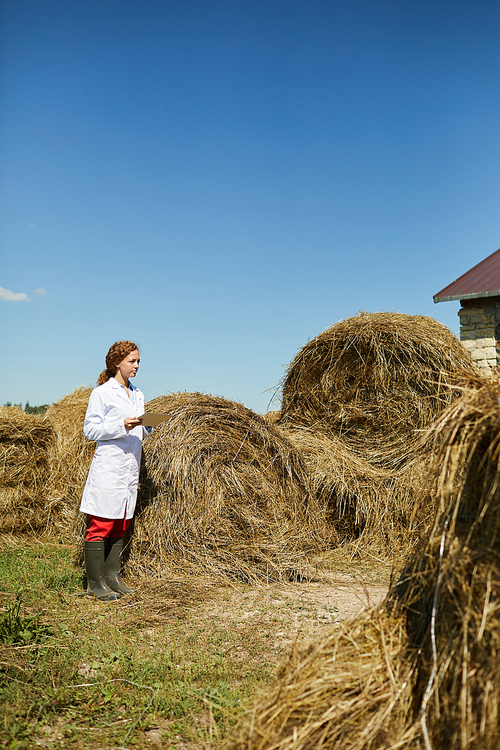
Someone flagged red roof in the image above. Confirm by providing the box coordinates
[434,248,500,302]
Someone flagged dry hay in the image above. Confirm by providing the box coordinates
[115,577,221,628]
[279,312,475,468]
[227,608,415,750]
[125,392,334,584]
[45,387,93,533]
[263,410,281,424]
[281,427,396,532]
[387,371,500,748]
[277,313,476,559]
[281,425,435,562]
[0,406,54,533]
[227,372,500,750]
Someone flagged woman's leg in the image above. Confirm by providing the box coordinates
[86,516,117,541]
[104,517,134,595]
[84,516,122,601]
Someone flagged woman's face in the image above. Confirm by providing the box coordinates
[116,349,140,382]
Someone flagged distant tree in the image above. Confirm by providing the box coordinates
[24,402,49,415]
[2,401,47,414]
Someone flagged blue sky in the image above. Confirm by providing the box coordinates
[2,0,500,412]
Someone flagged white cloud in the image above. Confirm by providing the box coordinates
[34,288,46,295]
[0,287,30,302]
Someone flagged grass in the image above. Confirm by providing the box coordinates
[0,537,390,749]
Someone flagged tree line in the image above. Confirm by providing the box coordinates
[3,401,49,415]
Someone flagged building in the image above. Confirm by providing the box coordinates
[434,248,500,370]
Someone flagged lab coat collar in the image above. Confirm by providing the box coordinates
[108,377,137,391]
[108,377,138,401]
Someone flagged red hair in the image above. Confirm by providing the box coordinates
[97,341,139,386]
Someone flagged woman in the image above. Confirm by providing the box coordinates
[80,340,152,601]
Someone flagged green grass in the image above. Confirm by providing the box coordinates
[0,540,303,749]
[0,539,390,749]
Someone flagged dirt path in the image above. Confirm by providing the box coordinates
[199,575,389,652]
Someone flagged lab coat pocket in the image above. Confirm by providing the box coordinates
[87,446,124,493]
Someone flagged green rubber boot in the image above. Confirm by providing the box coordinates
[84,541,121,601]
[104,537,135,595]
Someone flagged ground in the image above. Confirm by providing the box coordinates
[200,574,387,647]
[0,538,390,749]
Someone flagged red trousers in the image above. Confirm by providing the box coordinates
[86,515,131,541]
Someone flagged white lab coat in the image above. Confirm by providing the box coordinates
[80,377,151,519]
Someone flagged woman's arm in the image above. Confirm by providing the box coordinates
[83,390,128,441]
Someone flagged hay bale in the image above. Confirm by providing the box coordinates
[276,313,476,559]
[126,392,332,583]
[388,371,500,748]
[227,608,415,750]
[263,410,281,424]
[229,372,500,750]
[0,406,54,533]
[281,427,394,534]
[45,387,93,532]
[280,312,476,468]
[280,425,435,561]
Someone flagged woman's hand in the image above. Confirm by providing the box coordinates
[124,417,143,430]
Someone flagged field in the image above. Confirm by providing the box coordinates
[1,314,485,748]
[0,536,389,750]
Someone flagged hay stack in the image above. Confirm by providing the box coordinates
[387,371,500,748]
[126,393,332,583]
[228,372,500,750]
[277,313,476,557]
[281,425,434,559]
[263,410,281,424]
[0,407,54,533]
[279,427,394,533]
[280,312,475,467]
[45,387,93,532]
[228,609,415,750]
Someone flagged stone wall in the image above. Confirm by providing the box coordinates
[458,296,500,369]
